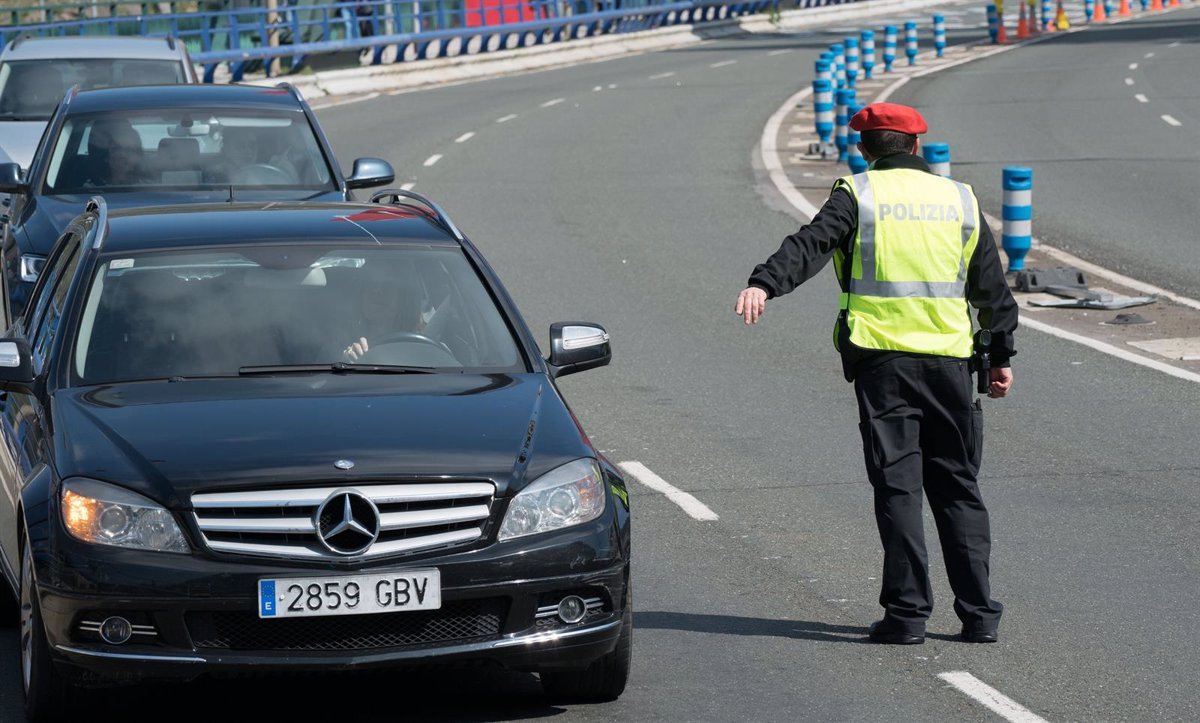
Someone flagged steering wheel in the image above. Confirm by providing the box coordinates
[232,163,292,185]
[359,331,456,360]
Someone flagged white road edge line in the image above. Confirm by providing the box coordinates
[541,98,566,107]
[618,462,719,521]
[768,49,794,56]
[1162,114,1182,127]
[496,114,518,123]
[1134,93,1148,103]
[710,59,738,68]
[1168,41,1181,48]
[312,91,380,109]
[455,132,475,143]
[938,672,1050,723]
[649,71,676,80]
[759,34,1200,386]
[422,154,443,167]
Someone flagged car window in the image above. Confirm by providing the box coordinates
[0,59,186,121]
[74,245,524,383]
[22,232,76,333]
[43,109,335,194]
[31,245,81,369]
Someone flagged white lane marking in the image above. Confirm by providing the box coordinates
[422,154,443,167]
[760,85,822,219]
[1129,62,1138,70]
[710,59,738,68]
[618,462,719,521]
[608,83,618,89]
[455,132,475,143]
[649,71,676,80]
[400,182,416,191]
[1144,51,1155,58]
[593,85,603,92]
[938,672,1050,723]
[312,91,380,109]
[1021,318,1200,385]
[541,98,565,107]
[1169,41,1181,48]
[1125,77,1135,86]
[1162,114,1183,127]
[768,49,793,56]
[1135,93,1148,103]
[496,114,518,123]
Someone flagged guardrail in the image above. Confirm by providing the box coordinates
[3,0,860,83]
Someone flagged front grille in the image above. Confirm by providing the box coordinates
[191,481,495,560]
[187,598,508,652]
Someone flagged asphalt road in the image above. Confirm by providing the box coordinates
[894,7,1200,298]
[2,4,1199,721]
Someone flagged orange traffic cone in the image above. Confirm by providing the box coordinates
[1056,0,1071,27]
[1167,0,1179,8]
[997,14,1009,43]
[1150,0,1162,10]
[1094,0,1108,20]
[1118,0,1131,15]
[1017,4,1031,37]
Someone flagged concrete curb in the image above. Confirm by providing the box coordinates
[247,0,960,99]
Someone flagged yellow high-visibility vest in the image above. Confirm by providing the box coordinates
[833,168,981,359]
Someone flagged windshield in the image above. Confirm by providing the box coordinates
[0,59,185,121]
[73,246,525,384]
[43,109,336,194]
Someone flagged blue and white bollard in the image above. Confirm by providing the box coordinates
[815,58,832,85]
[883,25,898,72]
[922,142,951,177]
[835,88,856,162]
[1085,0,1094,21]
[1001,167,1034,272]
[1103,0,1113,18]
[847,104,869,173]
[813,78,835,144]
[986,4,999,42]
[1138,0,1148,9]
[1041,0,1051,29]
[831,43,846,89]
[933,14,946,57]
[845,37,860,89]
[861,30,876,79]
[905,21,919,65]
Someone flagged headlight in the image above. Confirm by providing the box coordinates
[61,479,189,553]
[19,254,46,283]
[498,458,606,541]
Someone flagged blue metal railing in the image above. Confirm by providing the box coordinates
[2,0,859,83]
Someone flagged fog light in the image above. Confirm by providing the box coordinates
[557,595,587,624]
[99,616,133,645]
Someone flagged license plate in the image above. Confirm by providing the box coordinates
[258,570,441,619]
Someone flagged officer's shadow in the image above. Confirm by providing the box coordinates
[636,611,963,643]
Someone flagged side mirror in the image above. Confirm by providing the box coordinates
[0,339,34,388]
[547,323,611,379]
[345,157,395,190]
[0,163,25,194]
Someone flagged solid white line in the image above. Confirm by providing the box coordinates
[400,182,416,191]
[422,154,443,167]
[710,59,738,68]
[649,71,676,80]
[768,49,794,56]
[455,132,475,143]
[1134,93,1148,103]
[618,462,719,521]
[1128,62,1138,70]
[313,91,380,109]
[1021,318,1200,385]
[496,114,518,123]
[1162,114,1182,127]
[938,672,1050,723]
[760,85,822,220]
[1124,77,1135,86]
[540,98,565,107]
[1144,51,1155,58]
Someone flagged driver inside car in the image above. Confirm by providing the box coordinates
[341,265,426,362]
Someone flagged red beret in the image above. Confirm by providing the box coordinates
[849,103,928,135]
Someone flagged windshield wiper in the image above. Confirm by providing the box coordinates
[238,362,438,376]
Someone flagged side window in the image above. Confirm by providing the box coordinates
[21,232,75,333]
[30,244,81,370]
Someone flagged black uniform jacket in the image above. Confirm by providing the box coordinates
[748,153,1018,375]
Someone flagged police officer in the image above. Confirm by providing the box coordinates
[734,103,1017,645]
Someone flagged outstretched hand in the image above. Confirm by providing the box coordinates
[735,287,768,325]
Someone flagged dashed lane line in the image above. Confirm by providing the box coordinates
[1144,51,1155,58]
[455,132,475,143]
[649,71,676,80]
[710,59,738,68]
[422,154,442,167]
[938,672,1050,723]
[618,462,719,521]
[1129,62,1138,70]
[1125,77,1135,86]
[1169,41,1181,48]
[496,114,518,123]
[1162,115,1183,127]
[592,85,603,92]
[540,98,565,107]
[1135,93,1148,103]
[400,182,416,191]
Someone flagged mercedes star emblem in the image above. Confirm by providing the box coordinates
[315,490,380,556]
[334,459,355,470]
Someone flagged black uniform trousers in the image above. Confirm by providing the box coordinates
[854,355,1003,634]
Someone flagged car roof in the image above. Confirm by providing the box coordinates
[97,202,462,253]
[67,84,304,114]
[1,36,183,61]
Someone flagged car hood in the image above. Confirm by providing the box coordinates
[0,121,46,169]
[52,373,592,508]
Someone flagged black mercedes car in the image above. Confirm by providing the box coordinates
[0,83,394,317]
[0,192,630,721]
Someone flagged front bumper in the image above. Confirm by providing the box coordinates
[34,516,630,684]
